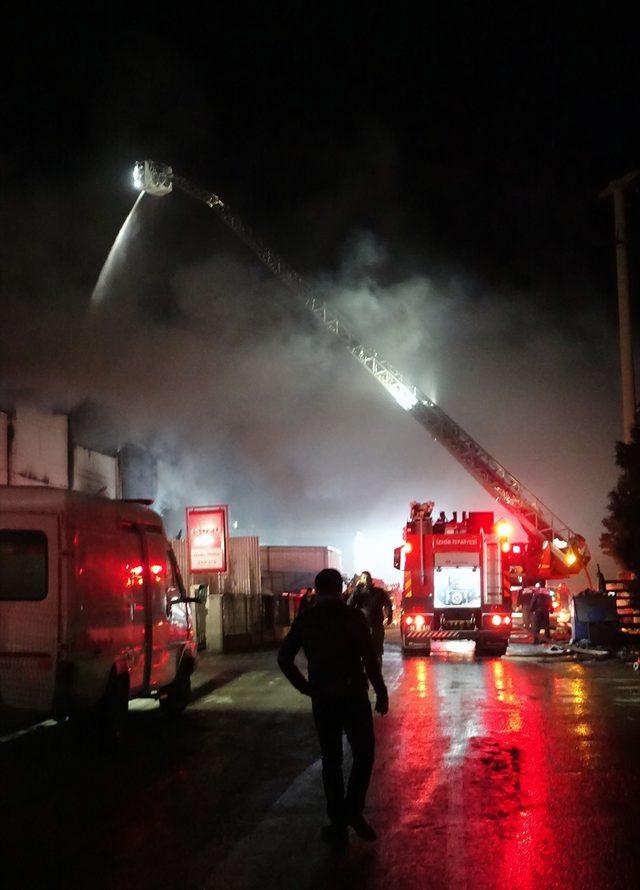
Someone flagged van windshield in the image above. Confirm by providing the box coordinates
[0,530,48,601]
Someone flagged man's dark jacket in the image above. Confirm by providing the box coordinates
[277,597,387,701]
[530,590,552,614]
[348,585,393,630]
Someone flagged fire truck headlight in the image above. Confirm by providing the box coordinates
[490,614,503,627]
[414,615,426,629]
[405,615,414,627]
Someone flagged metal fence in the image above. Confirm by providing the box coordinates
[171,536,291,651]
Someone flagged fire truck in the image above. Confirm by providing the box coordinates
[131,160,592,633]
[395,502,514,656]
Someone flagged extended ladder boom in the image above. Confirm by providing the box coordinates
[133,160,590,577]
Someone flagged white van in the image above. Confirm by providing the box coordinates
[0,487,201,728]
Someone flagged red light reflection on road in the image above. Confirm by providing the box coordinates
[485,660,560,889]
[393,657,444,816]
[375,652,599,888]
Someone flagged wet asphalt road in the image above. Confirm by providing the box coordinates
[2,639,640,890]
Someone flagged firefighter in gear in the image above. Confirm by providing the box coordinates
[278,569,388,850]
[348,571,393,665]
[517,587,534,631]
[530,588,552,643]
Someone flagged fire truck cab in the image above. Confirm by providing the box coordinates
[395,502,513,657]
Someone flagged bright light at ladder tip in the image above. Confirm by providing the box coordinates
[390,383,418,411]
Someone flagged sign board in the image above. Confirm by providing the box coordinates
[433,535,480,551]
[186,505,228,574]
[434,551,480,568]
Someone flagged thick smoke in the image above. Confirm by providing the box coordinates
[0,191,621,583]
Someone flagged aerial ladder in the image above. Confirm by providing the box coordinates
[133,159,590,582]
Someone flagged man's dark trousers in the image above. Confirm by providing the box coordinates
[312,691,375,827]
[532,611,551,643]
[371,626,385,665]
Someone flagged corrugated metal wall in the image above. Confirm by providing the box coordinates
[0,412,8,485]
[10,406,69,488]
[1,406,123,498]
[260,545,342,573]
[172,536,262,594]
[73,446,120,498]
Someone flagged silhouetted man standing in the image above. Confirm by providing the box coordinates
[348,571,393,665]
[278,568,389,851]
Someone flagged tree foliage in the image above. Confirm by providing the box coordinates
[601,413,640,579]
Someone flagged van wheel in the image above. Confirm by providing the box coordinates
[160,660,193,717]
[99,671,129,742]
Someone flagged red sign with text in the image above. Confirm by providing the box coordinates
[186,505,228,574]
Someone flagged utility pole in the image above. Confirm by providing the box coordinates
[600,171,638,443]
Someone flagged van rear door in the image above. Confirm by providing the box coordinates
[0,514,59,713]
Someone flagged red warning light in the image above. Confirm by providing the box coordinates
[124,564,145,587]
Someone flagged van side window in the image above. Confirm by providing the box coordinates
[0,530,48,601]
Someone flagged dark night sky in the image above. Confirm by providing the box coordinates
[2,3,639,580]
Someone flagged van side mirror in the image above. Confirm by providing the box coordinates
[193,584,208,605]
[178,583,208,605]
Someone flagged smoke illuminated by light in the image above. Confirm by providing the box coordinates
[353,527,403,581]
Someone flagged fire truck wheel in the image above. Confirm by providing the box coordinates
[475,644,507,658]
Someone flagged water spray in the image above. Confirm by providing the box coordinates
[91,191,145,305]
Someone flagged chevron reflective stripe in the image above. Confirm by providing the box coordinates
[502,563,511,604]
[407,630,473,640]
